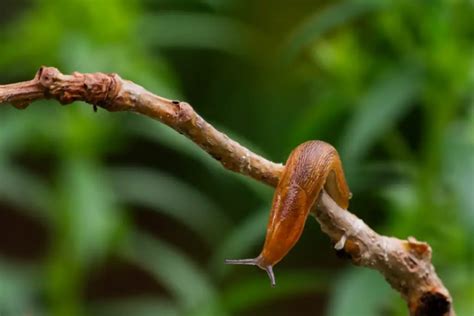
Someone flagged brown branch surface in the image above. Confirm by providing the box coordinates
[0,67,455,316]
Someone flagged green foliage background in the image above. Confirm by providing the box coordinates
[0,0,472,315]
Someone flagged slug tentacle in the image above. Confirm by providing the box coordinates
[264,265,276,287]
[225,141,350,287]
[224,257,276,287]
[224,258,259,266]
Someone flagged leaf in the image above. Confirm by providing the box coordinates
[127,117,272,199]
[109,166,230,246]
[121,233,218,312]
[288,90,349,145]
[0,259,41,315]
[139,12,266,59]
[339,64,422,177]
[281,1,382,63]
[0,163,51,221]
[441,115,474,231]
[89,297,180,316]
[349,160,415,195]
[326,268,396,316]
[0,111,28,158]
[57,158,122,263]
[0,105,58,158]
[127,118,219,171]
[221,269,329,313]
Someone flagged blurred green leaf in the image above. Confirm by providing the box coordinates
[327,268,396,316]
[127,117,272,199]
[288,90,349,144]
[442,116,474,231]
[109,166,230,245]
[122,232,218,312]
[0,259,40,315]
[281,1,382,63]
[127,118,219,170]
[0,105,60,157]
[90,297,179,316]
[139,12,267,59]
[0,111,29,158]
[222,269,329,313]
[444,264,474,316]
[340,64,422,175]
[349,160,414,194]
[0,0,137,71]
[0,163,50,220]
[58,159,122,263]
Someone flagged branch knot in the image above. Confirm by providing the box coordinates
[37,66,120,108]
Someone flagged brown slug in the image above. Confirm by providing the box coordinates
[225,140,351,286]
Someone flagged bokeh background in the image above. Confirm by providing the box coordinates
[0,0,473,315]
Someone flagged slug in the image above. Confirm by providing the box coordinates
[225,140,351,286]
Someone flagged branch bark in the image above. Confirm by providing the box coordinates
[0,67,455,316]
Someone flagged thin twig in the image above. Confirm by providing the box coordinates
[0,67,455,316]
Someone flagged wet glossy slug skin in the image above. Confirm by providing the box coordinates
[225,140,351,286]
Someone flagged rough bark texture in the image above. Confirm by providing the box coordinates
[0,67,455,316]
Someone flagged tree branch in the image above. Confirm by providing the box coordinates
[0,67,455,316]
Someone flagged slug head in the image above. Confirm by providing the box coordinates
[224,257,276,287]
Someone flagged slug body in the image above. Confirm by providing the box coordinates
[225,141,351,286]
